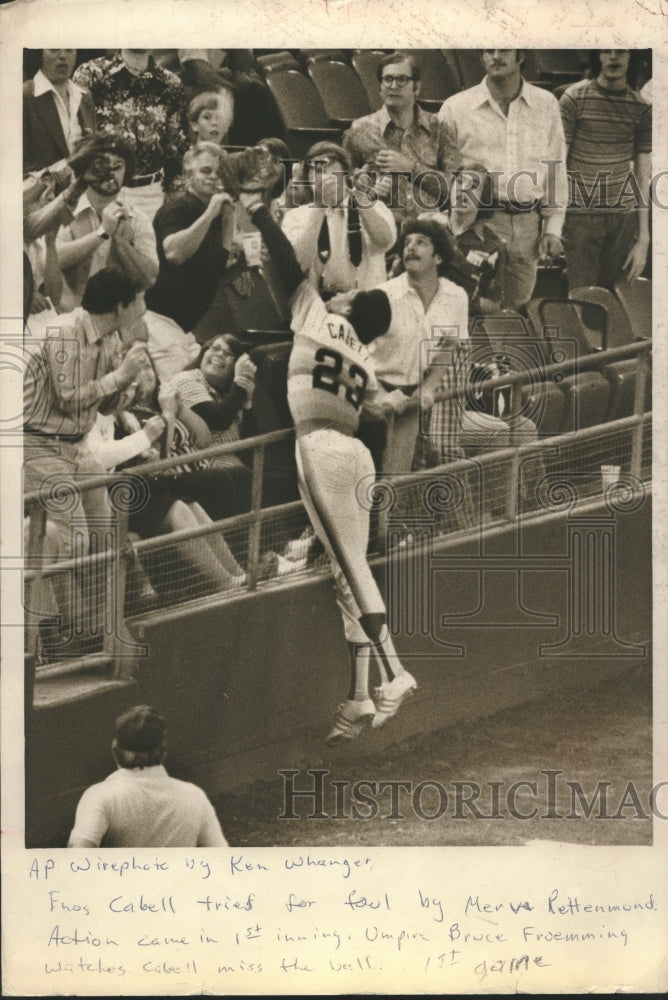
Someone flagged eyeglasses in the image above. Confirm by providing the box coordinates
[381,74,413,88]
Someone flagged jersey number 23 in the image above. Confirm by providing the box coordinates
[312,347,368,411]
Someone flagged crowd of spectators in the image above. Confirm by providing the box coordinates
[22,47,652,659]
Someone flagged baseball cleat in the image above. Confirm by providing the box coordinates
[371,671,417,727]
[326,699,376,743]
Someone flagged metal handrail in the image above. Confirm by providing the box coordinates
[23,339,651,506]
[23,411,651,583]
[23,339,652,676]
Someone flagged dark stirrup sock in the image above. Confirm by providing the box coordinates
[359,615,404,684]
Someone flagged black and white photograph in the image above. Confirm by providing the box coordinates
[2,0,666,994]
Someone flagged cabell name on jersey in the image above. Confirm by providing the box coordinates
[326,320,371,360]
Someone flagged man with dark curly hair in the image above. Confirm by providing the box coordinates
[56,133,159,310]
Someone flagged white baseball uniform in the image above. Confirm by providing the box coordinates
[288,281,386,645]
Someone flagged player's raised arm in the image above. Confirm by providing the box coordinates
[238,192,305,300]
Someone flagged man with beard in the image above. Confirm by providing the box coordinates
[55,133,159,312]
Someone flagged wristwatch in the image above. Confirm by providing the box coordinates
[95,227,111,240]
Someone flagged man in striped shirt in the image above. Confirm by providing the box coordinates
[560,50,652,289]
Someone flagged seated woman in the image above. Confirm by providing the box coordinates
[168,332,255,496]
[130,357,253,523]
[78,377,246,598]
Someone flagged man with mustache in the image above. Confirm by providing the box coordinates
[365,219,471,471]
[55,133,159,311]
[365,219,538,471]
[559,50,651,289]
[438,50,568,310]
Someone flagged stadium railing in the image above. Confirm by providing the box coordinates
[23,339,651,691]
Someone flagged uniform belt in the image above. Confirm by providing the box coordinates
[126,169,163,188]
[24,427,84,443]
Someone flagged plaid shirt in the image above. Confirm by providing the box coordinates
[343,105,456,209]
[23,308,124,438]
[427,337,472,464]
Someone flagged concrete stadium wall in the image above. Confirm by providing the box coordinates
[26,496,652,847]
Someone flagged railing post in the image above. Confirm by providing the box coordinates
[630,346,649,478]
[504,377,522,521]
[105,507,137,679]
[24,502,49,662]
[246,441,266,590]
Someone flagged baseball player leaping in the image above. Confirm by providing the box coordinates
[239,190,417,742]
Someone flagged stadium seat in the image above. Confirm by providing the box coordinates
[568,286,636,350]
[474,309,545,360]
[351,50,385,111]
[525,300,612,432]
[522,50,587,89]
[401,49,459,111]
[440,50,466,91]
[255,51,301,75]
[532,258,568,300]
[227,266,291,342]
[552,81,574,101]
[194,265,291,345]
[557,371,611,433]
[521,380,567,437]
[602,359,650,422]
[262,67,342,157]
[306,53,372,127]
[473,311,565,436]
[614,277,652,341]
[526,298,606,357]
[300,49,349,64]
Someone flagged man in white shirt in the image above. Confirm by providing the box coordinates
[23,49,96,174]
[282,141,396,296]
[343,52,454,220]
[438,49,568,310]
[369,219,470,470]
[68,705,227,848]
[363,219,537,471]
[56,133,159,312]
